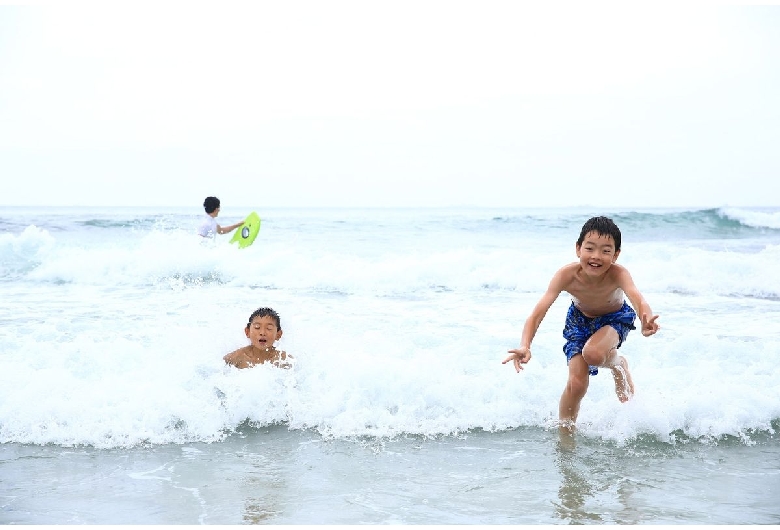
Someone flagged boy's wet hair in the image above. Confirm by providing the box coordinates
[203,196,221,214]
[577,216,622,251]
[246,307,281,330]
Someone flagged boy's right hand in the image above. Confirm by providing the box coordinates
[502,347,532,373]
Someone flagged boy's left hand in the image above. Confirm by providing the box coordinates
[641,313,660,336]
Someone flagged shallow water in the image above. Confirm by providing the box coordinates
[2,425,779,524]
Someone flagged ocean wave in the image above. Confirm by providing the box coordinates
[610,208,778,239]
[1,345,777,448]
[5,226,780,300]
[490,207,780,241]
[80,216,182,231]
[719,207,780,230]
[1,306,778,450]
[0,225,55,278]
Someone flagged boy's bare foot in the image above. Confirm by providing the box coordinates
[558,419,576,436]
[612,356,635,403]
[557,429,576,451]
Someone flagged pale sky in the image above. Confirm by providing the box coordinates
[1,1,779,209]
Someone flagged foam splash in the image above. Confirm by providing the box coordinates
[1,288,778,448]
[6,225,780,301]
[0,225,55,278]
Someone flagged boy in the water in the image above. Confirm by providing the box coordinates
[197,196,243,238]
[224,307,292,369]
[502,216,659,432]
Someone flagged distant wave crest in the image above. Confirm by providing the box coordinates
[81,216,178,230]
[718,207,780,230]
[490,207,780,240]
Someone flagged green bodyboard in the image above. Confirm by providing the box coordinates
[230,211,261,248]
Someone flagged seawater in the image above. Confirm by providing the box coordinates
[1,205,779,524]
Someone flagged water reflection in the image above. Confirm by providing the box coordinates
[553,433,602,524]
[240,452,285,524]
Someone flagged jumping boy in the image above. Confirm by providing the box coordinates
[502,216,659,432]
[197,196,243,238]
[224,307,292,369]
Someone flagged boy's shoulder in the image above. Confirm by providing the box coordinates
[553,262,583,282]
[553,261,630,291]
[558,262,581,273]
[223,345,252,363]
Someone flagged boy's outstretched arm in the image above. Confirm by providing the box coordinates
[502,275,563,372]
[618,268,660,337]
[217,221,244,234]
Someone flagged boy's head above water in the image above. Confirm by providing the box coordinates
[576,216,622,252]
[245,307,283,349]
[246,307,281,330]
[203,196,221,214]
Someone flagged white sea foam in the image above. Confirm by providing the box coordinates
[1,207,779,447]
[721,206,780,229]
[6,223,780,300]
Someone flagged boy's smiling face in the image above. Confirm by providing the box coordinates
[576,231,620,276]
[245,315,283,350]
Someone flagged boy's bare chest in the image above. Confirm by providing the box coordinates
[565,277,624,316]
[240,347,279,366]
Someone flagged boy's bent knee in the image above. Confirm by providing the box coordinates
[581,345,607,366]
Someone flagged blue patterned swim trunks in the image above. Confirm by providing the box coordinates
[562,301,636,376]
